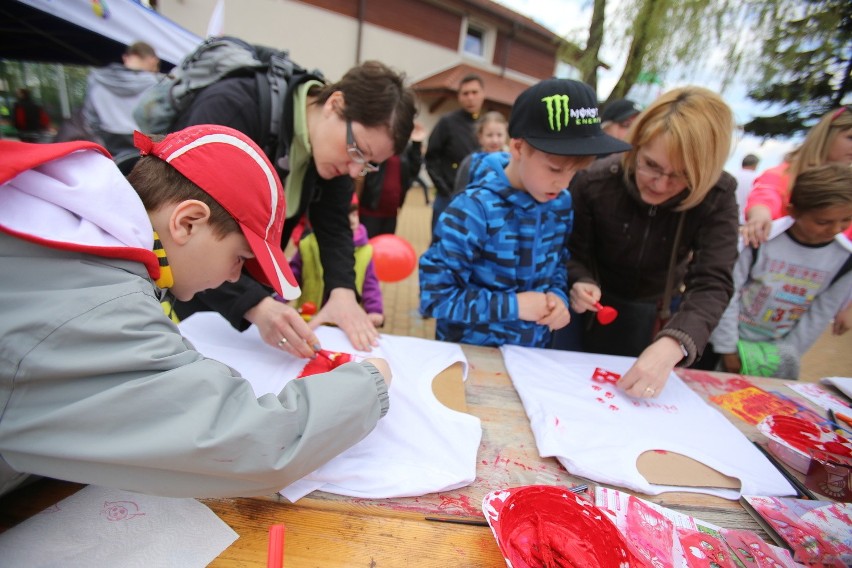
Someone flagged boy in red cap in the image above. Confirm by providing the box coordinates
[0,125,391,498]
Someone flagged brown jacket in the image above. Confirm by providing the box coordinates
[567,156,739,364]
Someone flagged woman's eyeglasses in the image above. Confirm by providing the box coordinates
[346,120,380,176]
[635,154,687,186]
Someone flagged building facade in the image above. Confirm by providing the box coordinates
[158,0,575,129]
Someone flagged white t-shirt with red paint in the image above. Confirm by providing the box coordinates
[179,313,481,501]
[500,345,795,499]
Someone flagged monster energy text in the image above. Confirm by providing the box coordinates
[541,95,601,130]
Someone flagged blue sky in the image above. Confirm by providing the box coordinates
[493,0,798,173]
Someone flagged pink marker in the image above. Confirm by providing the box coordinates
[593,302,618,325]
[267,524,286,568]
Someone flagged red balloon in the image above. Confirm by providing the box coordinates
[368,234,417,282]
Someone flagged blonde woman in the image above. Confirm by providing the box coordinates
[565,86,738,397]
[743,106,852,247]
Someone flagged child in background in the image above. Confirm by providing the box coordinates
[451,111,510,197]
[709,164,852,379]
[419,78,630,348]
[290,193,384,327]
[0,125,391,499]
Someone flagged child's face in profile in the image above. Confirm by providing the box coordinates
[511,140,593,203]
[479,122,508,153]
[170,227,254,302]
[788,204,852,245]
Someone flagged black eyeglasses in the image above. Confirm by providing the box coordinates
[635,154,687,186]
[346,120,380,176]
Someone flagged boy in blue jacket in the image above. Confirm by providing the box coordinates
[419,79,630,347]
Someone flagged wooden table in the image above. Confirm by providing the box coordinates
[0,344,824,566]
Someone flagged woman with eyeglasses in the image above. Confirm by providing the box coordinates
[171,60,416,355]
[562,86,739,398]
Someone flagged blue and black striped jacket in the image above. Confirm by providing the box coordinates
[419,152,572,347]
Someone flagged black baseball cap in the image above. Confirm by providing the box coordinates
[508,78,631,156]
[601,98,642,124]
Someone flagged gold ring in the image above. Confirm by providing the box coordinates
[644,386,655,396]
[277,337,288,347]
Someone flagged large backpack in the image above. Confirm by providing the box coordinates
[133,36,323,159]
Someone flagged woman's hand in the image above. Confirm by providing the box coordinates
[741,205,773,248]
[617,336,684,398]
[245,296,322,358]
[310,288,380,351]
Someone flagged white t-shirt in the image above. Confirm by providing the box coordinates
[500,345,795,499]
[179,313,482,501]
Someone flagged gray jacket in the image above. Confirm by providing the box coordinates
[83,63,159,155]
[0,143,388,499]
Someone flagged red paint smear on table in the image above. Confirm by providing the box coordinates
[484,486,644,568]
[762,415,852,458]
[710,386,802,425]
[679,369,754,396]
[438,493,481,517]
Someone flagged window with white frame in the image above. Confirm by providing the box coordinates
[461,19,492,60]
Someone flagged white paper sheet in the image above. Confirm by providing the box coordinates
[0,485,237,567]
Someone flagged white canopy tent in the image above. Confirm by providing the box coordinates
[2,0,202,68]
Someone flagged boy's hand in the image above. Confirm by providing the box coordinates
[720,353,742,373]
[833,304,852,335]
[569,282,601,313]
[245,297,321,358]
[536,292,570,331]
[517,291,550,322]
[310,288,380,351]
[363,357,392,387]
[367,313,385,328]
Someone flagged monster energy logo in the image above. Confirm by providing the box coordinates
[542,95,570,131]
[542,95,601,130]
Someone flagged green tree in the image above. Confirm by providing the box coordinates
[743,0,851,138]
[559,0,746,104]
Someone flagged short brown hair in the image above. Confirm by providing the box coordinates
[789,163,852,213]
[460,73,484,89]
[314,61,417,155]
[127,154,238,238]
[126,41,157,59]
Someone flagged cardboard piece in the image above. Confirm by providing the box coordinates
[637,450,741,489]
[431,362,468,413]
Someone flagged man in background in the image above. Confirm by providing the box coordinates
[425,73,485,236]
[82,41,160,156]
[733,153,760,223]
[601,98,642,142]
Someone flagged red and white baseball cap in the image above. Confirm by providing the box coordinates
[134,125,300,300]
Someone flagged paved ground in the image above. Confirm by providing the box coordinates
[381,188,851,383]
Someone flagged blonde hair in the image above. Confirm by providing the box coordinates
[623,86,734,210]
[476,111,507,136]
[787,107,852,182]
